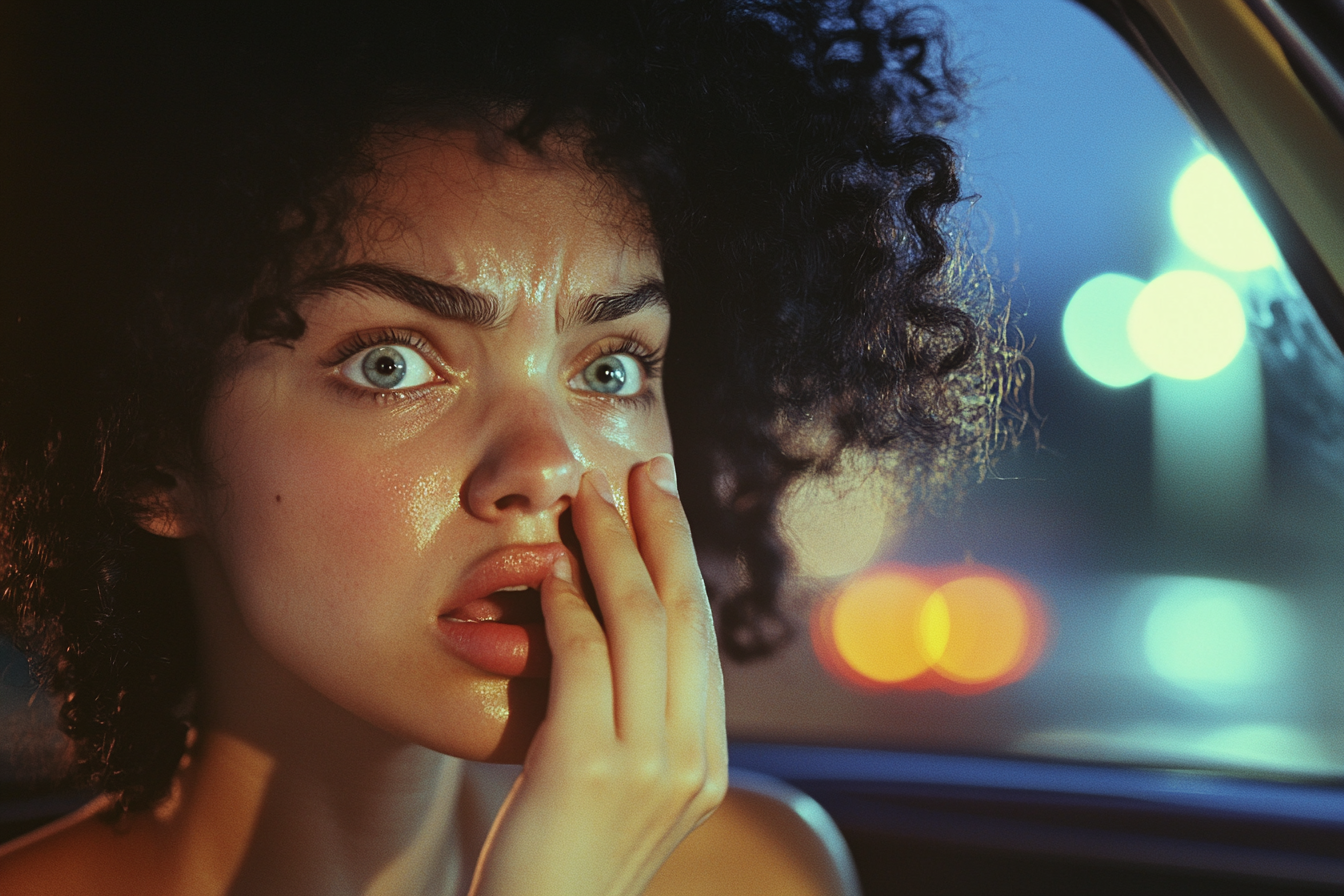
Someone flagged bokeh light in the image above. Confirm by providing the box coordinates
[779,466,894,578]
[813,564,1048,694]
[821,568,931,686]
[1196,724,1330,773]
[934,576,1034,686]
[1140,576,1298,700]
[1127,270,1247,379]
[1062,273,1151,387]
[1171,153,1276,271]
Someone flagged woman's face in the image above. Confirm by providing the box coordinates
[181,129,671,761]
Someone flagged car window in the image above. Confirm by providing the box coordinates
[725,0,1344,781]
[1,0,1341,800]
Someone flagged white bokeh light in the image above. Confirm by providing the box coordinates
[1171,154,1277,271]
[779,465,895,578]
[1141,576,1297,701]
[1062,273,1151,387]
[1127,270,1246,380]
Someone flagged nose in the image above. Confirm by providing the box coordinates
[464,403,583,520]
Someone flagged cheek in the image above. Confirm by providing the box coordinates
[588,407,644,453]
[388,468,461,553]
[577,401,674,517]
[200,403,462,647]
[574,373,672,447]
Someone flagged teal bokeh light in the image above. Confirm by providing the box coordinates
[1142,576,1296,700]
[1127,270,1247,380]
[1062,273,1151,387]
[1171,154,1277,271]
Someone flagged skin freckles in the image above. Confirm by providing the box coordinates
[181,128,672,763]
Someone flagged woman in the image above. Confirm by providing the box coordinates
[0,1,997,892]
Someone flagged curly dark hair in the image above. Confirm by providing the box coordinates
[0,0,1007,815]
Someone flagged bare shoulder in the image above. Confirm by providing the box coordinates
[647,771,861,896]
[0,797,157,895]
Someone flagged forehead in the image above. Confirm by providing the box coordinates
[344,128,660,303]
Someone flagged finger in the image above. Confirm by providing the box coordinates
[538,553,615,741]
[704,641,728,785]
[694,644,729,829]
[571,470,668,743]
[628,455,713,742]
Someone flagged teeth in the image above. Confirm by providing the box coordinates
[496,585,530,592]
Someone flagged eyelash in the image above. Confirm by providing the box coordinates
[321,328,666,405]
[322,328,444,403]
[598,336,665,378]
[583,335,665,409]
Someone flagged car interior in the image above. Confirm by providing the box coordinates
[2,1,1343,893]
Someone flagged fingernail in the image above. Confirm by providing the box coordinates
[552,555,573,584]
[648,454,678,496]
[588,469,616,506]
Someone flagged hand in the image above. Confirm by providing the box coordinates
[468,455,729,896]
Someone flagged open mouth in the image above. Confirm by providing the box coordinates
[437,584,551,678]
[434,540,601,678]
[441,586,544,626]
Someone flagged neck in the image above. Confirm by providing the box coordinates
[161,543,481,896]
[161,671,474,896]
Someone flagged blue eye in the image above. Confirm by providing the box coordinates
[576,353,644,396]
[341,344,437,391]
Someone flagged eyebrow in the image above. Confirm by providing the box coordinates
[295,262,667,331]
[561,280,669,330]
[296,262,503,328]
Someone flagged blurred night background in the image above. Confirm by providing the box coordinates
[4,0,1344,790]
[724,0,1344,780]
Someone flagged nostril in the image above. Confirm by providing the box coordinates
[463,434,582,519]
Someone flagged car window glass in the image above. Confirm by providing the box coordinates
[724,0,1344,780]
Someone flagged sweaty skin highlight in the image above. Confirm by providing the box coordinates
[182,130,674,764]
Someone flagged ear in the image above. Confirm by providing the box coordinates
[136,467,202,539]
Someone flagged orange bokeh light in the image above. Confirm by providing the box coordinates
[812,563,1049,694]
[825,570,931,685]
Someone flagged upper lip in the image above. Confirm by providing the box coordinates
[438,543,568,618]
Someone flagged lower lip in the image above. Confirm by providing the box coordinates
[436,618,551,678]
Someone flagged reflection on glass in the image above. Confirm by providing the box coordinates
[714,0,1344,781]
[1017,723,1332,775]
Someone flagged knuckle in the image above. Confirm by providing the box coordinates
[670,758,708,796]
[663,743,712,797]
[557,630,608,661]
[626,594,667,629]
[629,751,671,789]
[575,756,620,789]
[710,747,728,780]
[660,575,710,614]
[697,767,729,811]
[666,597,709,637]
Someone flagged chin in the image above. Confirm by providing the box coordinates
[419,676,550,764]
[491,677,550,762]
